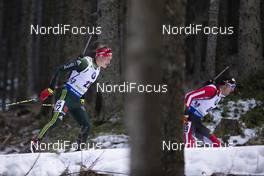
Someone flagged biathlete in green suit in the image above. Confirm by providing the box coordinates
[31,46,112,152]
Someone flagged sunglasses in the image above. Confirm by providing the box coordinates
[226,83,236,91]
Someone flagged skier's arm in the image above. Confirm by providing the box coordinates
[184,85,217,108]
[49,58,88,90]
[182,85,216,124]
[39,58,88,102]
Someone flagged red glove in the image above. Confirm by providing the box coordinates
[39,88,53,102]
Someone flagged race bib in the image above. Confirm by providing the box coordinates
[54,100,65,113]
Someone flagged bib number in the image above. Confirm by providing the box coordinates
[83,81,92,88]
[184,121,192,134]
[54,100,65,113]
[69,73,80,84]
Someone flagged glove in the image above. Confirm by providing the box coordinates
[39,88,54,102]
[80,99,85,105]
[182,114,189,124]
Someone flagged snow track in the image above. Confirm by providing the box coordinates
[1,146,264,176]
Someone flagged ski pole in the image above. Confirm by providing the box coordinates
[0,98,53,108]
[4,98,37,107]
[213,66,230,81]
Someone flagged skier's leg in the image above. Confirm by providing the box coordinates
[195,120,220,147]
[70,106,90,150]
[37,89,68,140]
[183,120,196,148]
[208,134,221,147]
[194,132,204,142]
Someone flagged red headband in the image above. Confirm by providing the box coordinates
[96,48,112,57]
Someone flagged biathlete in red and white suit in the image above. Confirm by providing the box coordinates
[183,78,236,147]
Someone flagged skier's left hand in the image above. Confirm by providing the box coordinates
[80,98,85,105]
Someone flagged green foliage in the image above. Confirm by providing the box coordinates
[218,68,264,103]
[235,68,264,101]
[219,68,264,134]
[221,106,230,118]
[91,121,126,137]
[241,106,264,128]
[37,110,126,148]
[214,119,243,137]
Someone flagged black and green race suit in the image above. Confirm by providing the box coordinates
[38,56,100,146]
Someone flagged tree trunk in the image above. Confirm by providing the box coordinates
[125,0,163,175]
[215,0,239,79]
[1,1,14,110]
[31,0,42,92]
[262,1,264,61]
[185,0,210,86]
[205,0,220,78]
[238,0,263,79]
[0,0,4,110]
[161,0,186,175]
[96,0,125,122]
[38,0,57,90]
[17,0,34,99]
[0,1,4,104]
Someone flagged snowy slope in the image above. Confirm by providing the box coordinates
[208,99,260,132]
[185,145,264,176]
[207,99,262,145]
[0,148,130,176]
[1,146,264,176]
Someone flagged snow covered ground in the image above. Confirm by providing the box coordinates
[1,99,263,175]
[185,145,264,176]
[0,148,130,176]
[208,99,260,131]
[1,146,264,176]
[91,134,129,149]
[207,99,262,145]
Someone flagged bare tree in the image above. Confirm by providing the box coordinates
[0,1,3,106]
[161,0,186,175]
[205,0,220,78]
[1,1,13,110]
[17,0,34,99]
[125,0,163,175]
[96,0,125,122]
[185,0,210,85]
[238,0,263,79]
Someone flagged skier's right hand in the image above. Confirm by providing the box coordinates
[182,115,189,124]
[39,88,54,102]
